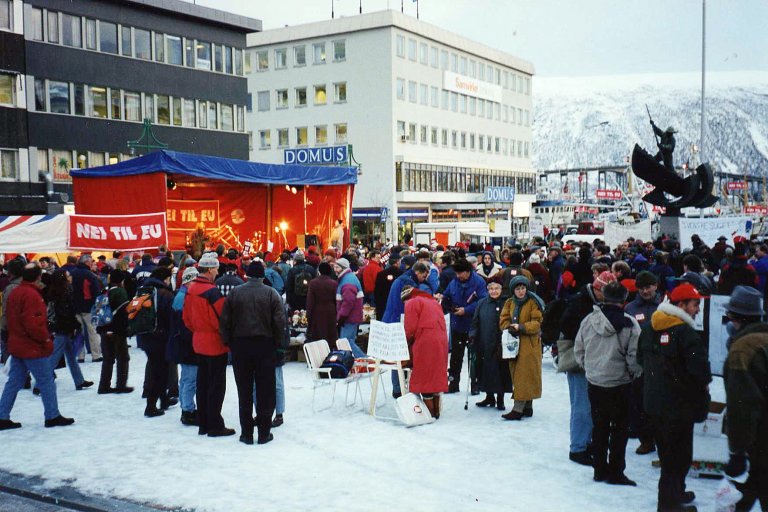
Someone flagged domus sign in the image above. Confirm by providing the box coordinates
[485,187,515,202]
[284,145,348,165]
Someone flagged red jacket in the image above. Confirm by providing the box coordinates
[361,260,382,294]
[404,290,449,394]
[6,281,52,359]
[182,276,228,356]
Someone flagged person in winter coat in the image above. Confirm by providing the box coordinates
[0,258,24,364]
[215,264,245,297]
[575,281,642,486]
[137,267,175,417]
[97,269,132,394]
[264,261,285,295]
[70,254,103,362]
[46,269,91,390]
[306,262,338,346]
[183,252,234,438]
[476,251,502,284]
[220,261,286,445]
[623,271,662,456]
[285,252,317,311]
[470,282,512,410]
[361,250,383,305]
[373,253,403,321]
[548,247,566,293]
[443,258,488,394]
[334,258,366,358]
[499,275,544,420]
[402,286,449,419]
[720,286,768,511]
[649,252,675,294]
[501,252,534,294]
[638,283,711,511]
[0,264,74,430]
[169,267,199,426]
[718,243,759,295]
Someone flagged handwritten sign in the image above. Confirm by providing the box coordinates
[367,320,410,361]
[603,220,652,250]
[678,216,751,250]
[166,200,220,231]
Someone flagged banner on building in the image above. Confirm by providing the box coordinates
[603,220,652,249]
[678,216,751,250]
[68,213,167,251]
[166,200,220,232]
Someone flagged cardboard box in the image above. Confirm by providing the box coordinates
[694,401,726,438]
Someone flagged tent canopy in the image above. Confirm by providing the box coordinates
[0,215,69,253]
[70,150,358,185]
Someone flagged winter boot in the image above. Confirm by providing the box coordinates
[569,451,593,466]
[635,441,656,455]
[496,393,506,410]
[180,410,198,426]
[256,415,273,444]
[523,402,533,417]
[422,395,438,418]
[475,394,496,408]
[432,394,441,419]
[271,414,284,428]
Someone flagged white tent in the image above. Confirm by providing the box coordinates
[0,215,69,253]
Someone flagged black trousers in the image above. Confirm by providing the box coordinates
[588,383,631,478]
[197,354,229,432]
[652,418,693,509]
[629,375,654,445]
[231,337,276,440]
[736,460,768,512]
[448,331,475,390]
[99,333,130,391]
[143,347,168,409]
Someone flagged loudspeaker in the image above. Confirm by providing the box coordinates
[296,234,318,249]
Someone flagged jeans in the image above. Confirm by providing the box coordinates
[179,364,198,413]
[50,334,85,387]
[567,371,593,453]
[0,356,60,420]
[339,323,366,358]
[76,313,102,360]
[253,366,285,415]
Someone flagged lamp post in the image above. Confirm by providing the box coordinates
[127,118,168,156]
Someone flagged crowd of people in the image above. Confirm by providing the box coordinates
[0,230,766,511]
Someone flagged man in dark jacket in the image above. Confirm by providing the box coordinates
[638,283,711,512]
[285,252,317,311]
[137,267,175,417]
[718,243,759,295]
[131,253,156,284]
[500,251,534,292]
[215,263,245,297]
[97,269,133,394]
[722,286,768,511]
[548,247,566,293]
[0,264,74,430]
[220,261,286,446]
[373,253,403,321]
[70,254,103,362]
[437,252,456,294]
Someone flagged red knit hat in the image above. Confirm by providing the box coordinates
[593,270,616,292]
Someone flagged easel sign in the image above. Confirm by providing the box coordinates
[368,320,410,416]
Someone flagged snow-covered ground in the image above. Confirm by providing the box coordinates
[0,347,728,512]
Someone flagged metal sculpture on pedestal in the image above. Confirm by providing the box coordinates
[631,107,718,212]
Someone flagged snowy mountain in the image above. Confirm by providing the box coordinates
[532,71,768,176]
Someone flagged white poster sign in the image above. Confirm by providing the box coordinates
[367,320,410,361]
[603,220,653,250]
[528,217,545,240]
[707,295,731,376]
[442,71,503,102]
[678,217,752,250]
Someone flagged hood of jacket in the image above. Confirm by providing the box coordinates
[142,277,173,292]
[584,304,630,337]
[651,301,696,331]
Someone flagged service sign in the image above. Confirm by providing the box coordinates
[442,71,503,103]
[166,200,220,231]
[68,213,167,251]
[485,187,516,202]
[596,189,623,200]
[283,145,348,165]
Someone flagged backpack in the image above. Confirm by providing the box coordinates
[90,291,113,329]
[126,286,158,336]
[541,297,568,346]
[294,267,313,297]
[319,350,355,378]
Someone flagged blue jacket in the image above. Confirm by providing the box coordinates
[70,263,103,313]
[382,273,417,323]
[425,264,439,294]
[753,255,768,292]
[265,267,285,295]
[167,286,196,365]
[442,272,488,333]
[624,293,661,329]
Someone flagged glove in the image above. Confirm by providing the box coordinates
[724,453,749,482]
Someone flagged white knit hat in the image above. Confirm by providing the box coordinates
[181,267,199,284]
[198,252,220,269]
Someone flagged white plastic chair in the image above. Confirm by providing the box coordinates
[303,339,367,411]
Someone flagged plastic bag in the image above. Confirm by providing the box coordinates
[714,479,743,512]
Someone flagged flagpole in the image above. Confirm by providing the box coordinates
[417,0,419,19]
[331,0,335,19]
[401,0,404,13]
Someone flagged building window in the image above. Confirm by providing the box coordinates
[0,150,17,180]
[524,141,529,157]
[335,123,347,143]
[88,86,107,118]
[479,135,485,151]
[208,102,217,129]
[292,45,306,67]
[182,98,196,126]
[450,53,458,72]
[419,42,428,64]
[276,128,288,147]
[459,94,467,113]
[486,64,493,82]
[62,14,81,47]
[460,56,467,75]
[440,50,448,70]
[408,123,416,142]
[30,8,43,40]
[121,26,133,57]
[124,91,141,121]
[224,46,233,74]
[253,91,269,112]
[0,74,13,105]
[478,63,485,81]
[185,38,195,67]
[397,121,406,138]
[47,81,69,114]
[470,60,476,78]
[0,1,10,31]
[37,149,49,173]
[334,82,346,103]
[315,125,327,145]
[469,97,476,115]
[196,41,212,70]
[450,92,458,112]
[213,43,223,72]
[408,81,416,103]
[256,50,268,70]
[276,89,288,108]
[451,130,457,148]
[47,11,59,43]
[469,133,475,150]
[84,18,96,50]
[430,86,439,108]
[333,40,345,61]
[221,104,233,131]
[237,106,245,132]
[135,29,151,59]
[275,48,287,69]
[429,46,438,68]
[74,84,84,115]
[296,126,308,146]
[172,97,182,126]
[441,129,448,146]
[99,21,118,54]
[313,43,326,64]
[396,35,405,58]
[110,89,122,120]
[407,38,416,61]
[460,131,467,149]
[430,127,438,145]
[258,130,271,149]
[396,78,405,100]
[167,35,182,65]
[295,87,307,107]
[419,84,428,105]
[156,95,170,125]
[154,32,165,62]
[314,84,326,105]
[89,151,105,167]
[234,48,243,75]
[420,125,427,144]
[441,90,448,110]
[197,100,206,128]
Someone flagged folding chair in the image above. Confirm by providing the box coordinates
[303,340,366,412]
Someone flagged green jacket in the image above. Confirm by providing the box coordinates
[638,302,711,425]
[724,322,768,466]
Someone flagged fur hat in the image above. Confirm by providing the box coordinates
[198,252,220,269]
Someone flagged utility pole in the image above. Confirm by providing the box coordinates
[700,0,706,162]
[331,0,335,19]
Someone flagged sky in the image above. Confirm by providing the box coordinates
[192,0,768,77]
